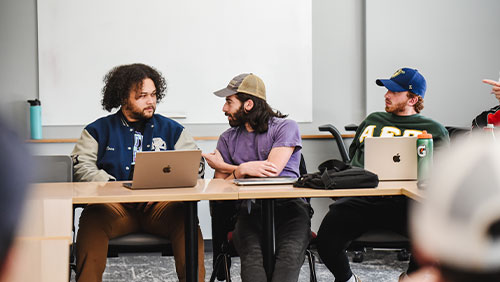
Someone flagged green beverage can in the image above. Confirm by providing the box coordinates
[417,131,433,188]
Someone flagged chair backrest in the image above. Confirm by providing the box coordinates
[318,124,351,163]
[32,155,73,182]
[299,153,307,175]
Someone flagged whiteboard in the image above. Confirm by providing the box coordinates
[366,0,500,127]
[37,0,312,126]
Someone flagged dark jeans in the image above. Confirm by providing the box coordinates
[316,196,417,282]
[232,198,312,282]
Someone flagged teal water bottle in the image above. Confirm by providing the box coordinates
[27,99,42,139]
[417,130,433,189]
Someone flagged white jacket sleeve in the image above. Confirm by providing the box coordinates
[174,129,205,178]
[71,129,115,182]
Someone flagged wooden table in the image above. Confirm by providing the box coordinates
[6,238,71,282]
[238,180,420,200]
[10,183,74,282]
[71,179,238,204]
[72,179,239,282]
[15,179,422,282]
[238,180,423,281]
[25,179,237,282]
[17,183,73,240]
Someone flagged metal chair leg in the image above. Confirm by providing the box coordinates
[209,253,225,282]
[209,252,231,282]
[222,253,231,282]
[306,249,317,282]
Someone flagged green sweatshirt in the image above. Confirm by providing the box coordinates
[349,112,450,168]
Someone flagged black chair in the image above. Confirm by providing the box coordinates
[209,154,317,282]
[106,157,209,258]
[318,124,410,263]
[107,233,172,257]
[445,126,470,140]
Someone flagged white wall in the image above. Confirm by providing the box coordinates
[366,0,500,126]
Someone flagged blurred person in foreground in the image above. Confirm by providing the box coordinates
[0,118,31,281]
[406,136,500,282]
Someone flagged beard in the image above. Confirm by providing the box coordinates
[385,100,407,114]
[124,101,155,121]
[226,105,247,127]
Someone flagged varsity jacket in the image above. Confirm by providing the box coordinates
[71,111,200,182]
[349,112,450,168]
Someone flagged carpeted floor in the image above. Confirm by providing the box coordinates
[70,249,408,282]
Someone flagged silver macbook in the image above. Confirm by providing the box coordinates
[364,137,417,181]
[233,176,298,186]
[123,150,201,189]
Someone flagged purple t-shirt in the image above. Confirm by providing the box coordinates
[216,117,302,177]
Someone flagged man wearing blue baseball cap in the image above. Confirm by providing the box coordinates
[316,68,450,282]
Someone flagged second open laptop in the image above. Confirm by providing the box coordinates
[123,150,201,189]
[364,136,417,181]
[233,176,298,186]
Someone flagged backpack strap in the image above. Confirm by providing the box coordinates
[318,159,351,172]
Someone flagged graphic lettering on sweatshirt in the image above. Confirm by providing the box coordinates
[358,125,423,143]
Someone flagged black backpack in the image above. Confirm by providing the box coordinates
[294,159,379,189]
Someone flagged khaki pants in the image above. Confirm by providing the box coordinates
[75,201,205,282]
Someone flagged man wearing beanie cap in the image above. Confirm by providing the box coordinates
[204,73,311,282]
[316,68,450,282]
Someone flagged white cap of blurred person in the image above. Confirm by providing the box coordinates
[408,136,500,282]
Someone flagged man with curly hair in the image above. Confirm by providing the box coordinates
[71,63,205,282]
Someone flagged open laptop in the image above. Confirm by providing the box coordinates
[364,137,417,181]
[123,150,201,189]
[233,176,298,186]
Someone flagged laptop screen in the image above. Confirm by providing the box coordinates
[364,137,417,181]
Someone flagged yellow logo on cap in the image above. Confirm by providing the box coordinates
[391,69,405,78]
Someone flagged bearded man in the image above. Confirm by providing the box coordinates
[203,73,311,282]
[316,68,449,282]
[71,63,205,282]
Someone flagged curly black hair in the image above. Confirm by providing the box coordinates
[101,63,167,111]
